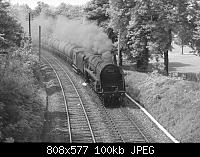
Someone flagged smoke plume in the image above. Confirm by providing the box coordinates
[13,6,113,55]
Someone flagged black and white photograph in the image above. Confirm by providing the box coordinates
[1,0,200,155]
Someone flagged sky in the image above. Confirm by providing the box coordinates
[10,0,91,8]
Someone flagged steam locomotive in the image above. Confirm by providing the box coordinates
[41,37,125,104]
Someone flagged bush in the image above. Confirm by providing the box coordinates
[0,47,44,142]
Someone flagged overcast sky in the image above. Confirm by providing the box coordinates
[10,0,91,8]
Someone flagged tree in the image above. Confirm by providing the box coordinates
[84,0,110,27]
[32,1,49,17]
[127,0,153,72]
[150,0,196,75]
[190,0,200,55]
[108,0,135,66]
[126,0,196,75]
[0,0,24,83]
[175,0,191,54]
[0,0,23,49]
[56,3,83,19]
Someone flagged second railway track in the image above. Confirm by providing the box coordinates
[107,107,149,142]
[95,99,151,143]
[42,55,96,143]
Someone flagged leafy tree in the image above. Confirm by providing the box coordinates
[84,0,110,27]
[190,0,200,55]
[127,0,153,71]
[0,48,44,141]
[149,0,196,75]
[171,0,197,55]
[127,0,197,74]
[108,0,135,66]
[32,1,49,17]
[56,3,83,19]
[0,0,23,49]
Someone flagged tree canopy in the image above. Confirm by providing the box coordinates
[0,0,23,50]
[85,0,200,74]
[5,0,200,74]
[84,0,110,27]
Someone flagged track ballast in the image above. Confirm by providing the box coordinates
[42,55,96,143]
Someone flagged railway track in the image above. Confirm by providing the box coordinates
[110,107,149,142]
[42,56,96,143]
[44,52,151,143]
[125,93,180,143]
[96,101,150,143]
[43,50,179,143]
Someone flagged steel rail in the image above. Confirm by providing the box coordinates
[120,107,150,142]
[52,57,96,143]
[42,56,72,143]
[125,93,180,143]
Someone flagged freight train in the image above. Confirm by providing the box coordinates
[41,37,125,104]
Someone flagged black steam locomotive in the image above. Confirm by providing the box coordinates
[42,37,125,104]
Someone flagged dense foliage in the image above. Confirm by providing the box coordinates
[0,0,44,142]
[1,0,200,142]
[84,0,200,74]
[31,1,83,19]
[84,0,110,27]
[0,0,23,49]
[0,48,44,142]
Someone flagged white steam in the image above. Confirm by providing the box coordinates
[13,7,112,55]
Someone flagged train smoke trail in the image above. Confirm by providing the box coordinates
[52,16,113,54]
[12,5,113,55]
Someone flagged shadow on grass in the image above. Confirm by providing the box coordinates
[41,110,97,143]
[41,111,70,142]
[46,86,62,96]
[122,63,155,73]
[169,62,191,71]
[122,64,137,71]
[123,61,192,73]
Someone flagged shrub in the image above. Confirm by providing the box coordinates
[0,47,44,142]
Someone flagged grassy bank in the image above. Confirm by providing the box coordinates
[125,71,200,142]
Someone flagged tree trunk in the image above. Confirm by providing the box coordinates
[136,37,149,72]
[119,49,122,66]
[118,29,122,66]
[163,29,172,76]
[29,12,32,44]
[164,50,169,76]
[182,45,184,55]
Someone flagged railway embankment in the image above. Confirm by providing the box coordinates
[125,71,200,142]
[0,49,45,142]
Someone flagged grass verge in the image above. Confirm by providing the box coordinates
[125,71,200,142]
